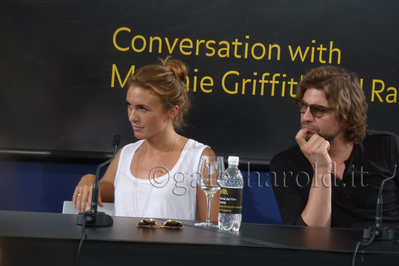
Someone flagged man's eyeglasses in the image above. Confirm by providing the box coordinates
[137,219,184,229]
[295,99,334,118]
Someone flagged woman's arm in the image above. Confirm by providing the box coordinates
[72,149,121,213]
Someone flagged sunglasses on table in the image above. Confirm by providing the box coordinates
[137,219,184,229]
[295,99,334,118]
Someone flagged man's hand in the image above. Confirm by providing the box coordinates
[295,128,332,173]
[296,128,332,227]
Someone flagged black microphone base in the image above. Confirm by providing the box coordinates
[77,211,113,227]
[363,226,394,240]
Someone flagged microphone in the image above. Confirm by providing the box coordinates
[77,135,121,227]
[363,154,398,240]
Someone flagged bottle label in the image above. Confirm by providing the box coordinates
[219,187,243,214]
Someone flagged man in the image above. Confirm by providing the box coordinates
[270,65,399,230]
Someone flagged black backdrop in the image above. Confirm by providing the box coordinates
[1,0,398,163]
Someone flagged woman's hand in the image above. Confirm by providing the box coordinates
[72,174,103,213]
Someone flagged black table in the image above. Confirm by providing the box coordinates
[0,211,398,266]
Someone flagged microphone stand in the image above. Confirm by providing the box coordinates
[77,135,121,227]
[363,162,397,240]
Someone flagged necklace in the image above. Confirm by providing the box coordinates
[132,134,178,217]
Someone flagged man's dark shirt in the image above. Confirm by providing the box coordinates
[270,130,399,231]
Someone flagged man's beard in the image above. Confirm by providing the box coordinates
[301,122,341,143]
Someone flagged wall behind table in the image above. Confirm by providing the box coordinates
[1,0,398,163]
[0,160,97,213]
[0,160,282,224]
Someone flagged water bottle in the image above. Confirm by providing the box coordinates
[218,156,243,231]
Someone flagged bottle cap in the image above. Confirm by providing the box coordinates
[228,156,239,165]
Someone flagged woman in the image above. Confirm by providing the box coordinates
[72,58,218,221]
